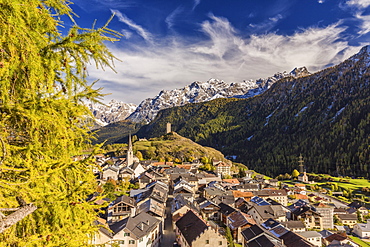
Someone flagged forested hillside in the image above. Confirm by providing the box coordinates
[137,46,370,178]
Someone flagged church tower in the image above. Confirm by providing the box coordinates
[298,154,304,173]
[126,133,134,167]
[298,154,308,183]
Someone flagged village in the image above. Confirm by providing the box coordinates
[89,133,370,247]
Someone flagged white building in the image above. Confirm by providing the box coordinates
[298,231,322,247]
[353,219,370,239]
[93,212,161,247]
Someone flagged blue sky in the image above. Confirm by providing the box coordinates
[68,0,370,104]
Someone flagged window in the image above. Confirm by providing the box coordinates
[206,240,209,244]
[124,232,130,237]
[129,240,135,244]
[118,240,125,244]
[219,241,222,245]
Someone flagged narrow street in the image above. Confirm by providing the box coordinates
[160,195,176,247]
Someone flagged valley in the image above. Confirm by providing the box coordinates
[92,46,370,178]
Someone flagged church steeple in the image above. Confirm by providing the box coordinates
[126,133,134,167]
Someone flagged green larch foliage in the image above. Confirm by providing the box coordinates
[292,169,300,178]
[0,0,120,246]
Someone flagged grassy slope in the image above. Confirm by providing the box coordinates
[131,132,231,163]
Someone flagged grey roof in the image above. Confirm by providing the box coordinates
[254,189,287,197]
[95,220,114,238]
[137,198,165,217]
[246,234,276,247]
[199,200,220,210]
[110,212,160,239]
[337,214,357,220]
[318,230,333,238]
[171,194,199,214]
[298,231,322,239]
[333,208,347,214]
[282,220,306,229]
[219,202,236,216]
[241,224,264,241]
[235,183,260,190]
[103,166,119,172]
[209,193,234,206]
[119,167,134,174]
[109,194,136,208]
[166,167,189,175]
[249,205,286,220]
[175,210,208,245]
[268,225,289,239]
[242,223,285,247]
[130,162,142,170]
[228,211,255,230]
[346,208,357,214]
[130,189,148,197]
[173,185,193,194]
[355,222,370,231]
[279,231,313,247]
[109,218,129,235]
[347,201,363,209]
[287,200,319,217]
[204,187,226,197]
[134,182,168,204]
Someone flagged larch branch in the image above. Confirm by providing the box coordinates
[0,204,37,233]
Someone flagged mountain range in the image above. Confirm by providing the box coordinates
[90,67,310,125]
[134,46,370,178]
[92,46,370,178]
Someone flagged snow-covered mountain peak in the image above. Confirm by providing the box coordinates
[127,67,310,123]
[290,67,311,77]
[359,45,370,55]
[89,100,137,126]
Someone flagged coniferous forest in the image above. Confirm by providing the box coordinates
[136,47,370,178]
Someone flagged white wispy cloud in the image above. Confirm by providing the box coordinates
[346,0,370,8]
[110,9,153,43]
[356,13,370,34]
[192,0,201,10]
[165,6,183,29]
[88,14,361,104]
[249,14,284,33]
[121,29,133,39]
[344,0,370,35]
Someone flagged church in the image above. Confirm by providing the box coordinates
[297,154,309,183]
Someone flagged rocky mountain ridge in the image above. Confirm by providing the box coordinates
[88,100,137,127]
[89,67,310,125]
[127,67,311,123]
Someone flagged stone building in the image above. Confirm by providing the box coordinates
[175,210,227,247]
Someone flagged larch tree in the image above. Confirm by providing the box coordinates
[0,0,120,246]
[291,169,300,179]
